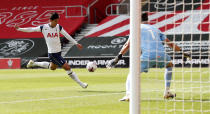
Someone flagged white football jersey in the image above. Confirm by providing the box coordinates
[17,24,78,53]
[41,24,62,53]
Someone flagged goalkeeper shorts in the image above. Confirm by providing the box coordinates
[141,54,171,72]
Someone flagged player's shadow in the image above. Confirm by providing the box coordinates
[175,98,210,102]
[141,98,210,102]
[78,90,125,93]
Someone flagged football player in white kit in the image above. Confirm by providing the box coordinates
[15,12,88,89]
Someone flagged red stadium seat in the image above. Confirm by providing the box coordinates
[0,0,91,39]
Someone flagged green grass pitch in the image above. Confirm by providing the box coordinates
[0,68,209,114]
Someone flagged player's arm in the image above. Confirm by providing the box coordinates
[60,28,82,50]
[164,38,181,52]
[119,38,130,55]
[164,38,191,58]
[106,38,130,69]
[15,25,41,32]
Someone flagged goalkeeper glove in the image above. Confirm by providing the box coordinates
[180,49,191,58]
[183,52,191,58]
[106,54,123,69]
[181,51,191,61]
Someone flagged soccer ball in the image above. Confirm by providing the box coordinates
[86,61,97,72]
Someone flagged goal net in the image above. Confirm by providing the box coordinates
[140,0,210,113]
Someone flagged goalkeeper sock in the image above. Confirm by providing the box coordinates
[164,67,172,92]
[34,62,50,68]
[126,73,131,96]
[67,70,83,85]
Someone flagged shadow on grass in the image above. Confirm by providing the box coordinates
[141,98,210,103]
[175,98,210,102]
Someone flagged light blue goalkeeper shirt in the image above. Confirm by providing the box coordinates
[140,24,167,60]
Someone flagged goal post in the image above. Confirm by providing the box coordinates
[129,0,141,114]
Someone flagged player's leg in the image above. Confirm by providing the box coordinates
[120,73,131,101]
[164,62,173,92]
[126,73,131,96]
[27,60,50,69]
[157,54,176,99]
[164,62,176,99]
[49,62,57,70]
[120,60,148,101]
[62,63,88,88]
[49,52,87,88]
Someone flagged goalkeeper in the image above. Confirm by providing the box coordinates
[106,13,190,101]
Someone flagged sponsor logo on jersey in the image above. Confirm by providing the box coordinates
[47,33,58,38]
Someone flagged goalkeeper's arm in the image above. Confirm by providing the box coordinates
[164,38,191,58]
[119,38,130,55]
[106,39,130,68]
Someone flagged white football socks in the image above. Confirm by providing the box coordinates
[164,67,172,93]
[126,73,131,96]
[67,70,84,86]
[34,62,50,68]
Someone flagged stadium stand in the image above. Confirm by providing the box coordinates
[0,0,90,39]
[85,15,129,37]
[0,0,124,41]
[2,0,208,68]
[65,0,209,68]
[85,0,210,37]
[0,0,124,68]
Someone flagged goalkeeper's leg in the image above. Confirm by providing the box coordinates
[120,61,148,101]
[164,62,176,99]
[119,73,131,101]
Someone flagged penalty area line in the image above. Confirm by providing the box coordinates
[0,93,124,104]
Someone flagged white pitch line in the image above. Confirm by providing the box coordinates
[0,93,124,104]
